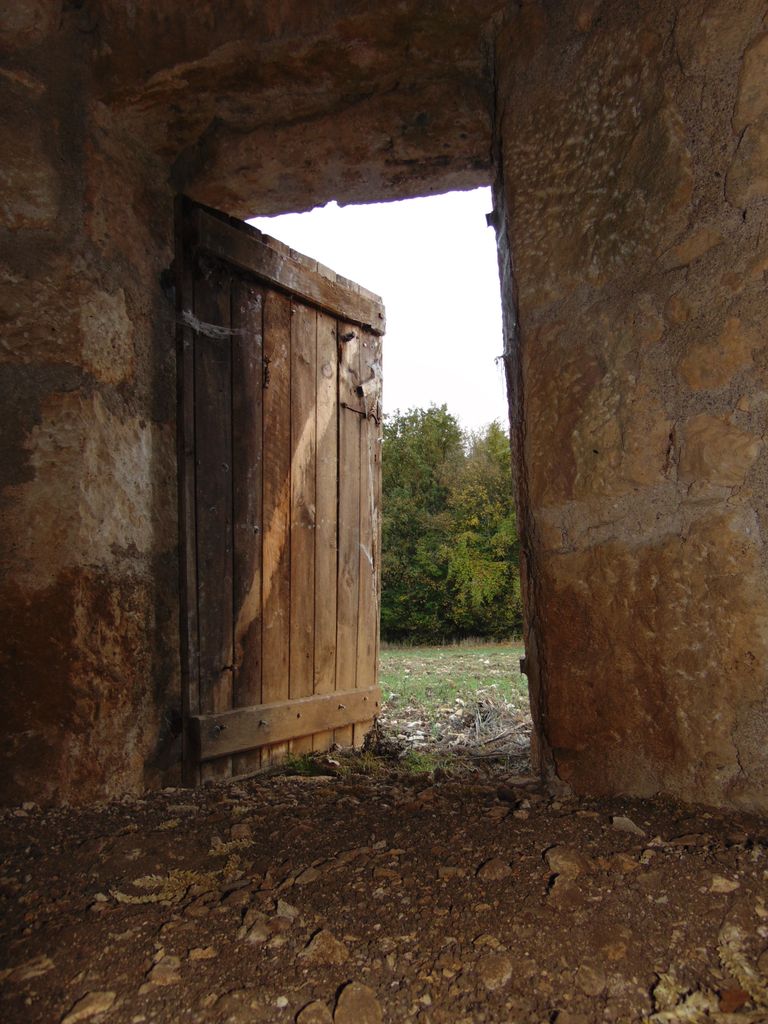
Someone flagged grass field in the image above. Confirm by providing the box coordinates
[280,643,531,775]
[379,642,528,715]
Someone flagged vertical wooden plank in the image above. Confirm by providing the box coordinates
[261,290,292,765]
[312,312,339,754]
[194,256,234,781]
[175,199,201,787]
[373,331,383,701]
[354,329,381,748]
[289,302,317,756]
[335,323,361,748]
[231,279,264,775]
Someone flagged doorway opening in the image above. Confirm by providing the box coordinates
[249,188,532,778]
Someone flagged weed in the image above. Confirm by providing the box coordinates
[399,750,446,775]
[281,753,329,777]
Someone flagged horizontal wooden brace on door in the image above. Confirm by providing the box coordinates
[190,687,381,761]
[189,205,386,334]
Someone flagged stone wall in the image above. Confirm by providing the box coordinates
[0,5,181,803]
[495,0,768,811]
[3,0,766,811]
[0,0,501,803]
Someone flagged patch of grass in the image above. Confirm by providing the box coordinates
[399,750,448,775]
[338,749,387,777]
[281,753,330,776]
[379,642,527,715]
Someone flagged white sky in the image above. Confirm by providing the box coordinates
[249,187,508,432]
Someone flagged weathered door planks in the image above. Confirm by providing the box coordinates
[356,329,382,745]
[176,198,384,780]
[335,323,362,748]
[289,302,318,757]
[193,258,234,781]
[231,278,264,776]
[175,205,201,787]
[260,289,292,767]
[312,311,339,754]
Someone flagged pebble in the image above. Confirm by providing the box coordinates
[221,887,251,908]
[189,946,217,960]
[334,982,382,1024]
[476,858,513,880]
[611,852,639,874]
[7,954,54,982]
[140,955,181,991]
[438,866,466,879]
[277,899,300,920]
[296,866,321,886]
[486,805,509,822]
[476,953,514,991]
[547,875,580,905]
[575,964,607,996]
[296,1000,333,1024]
[245,921,269,943]
[373,867,401,880]
[545,846,589,879]
[61,991,116,1023]
[719,988,749,1013]
[242,908,270,943]
[670,832,709,847]
[611,815,646,836]
[710,875,740,893]
[298,929,349,965]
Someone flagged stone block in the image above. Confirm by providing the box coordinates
[665,227,723,270]
[726,117,768,205]
[0,122,58,230]
[79,288,136,386]
[539,511,768,810]
[734,31,768,131]
[679,414,762,488]
[678,317,756,390]
[502,21,692,314]
[4,390,175,590]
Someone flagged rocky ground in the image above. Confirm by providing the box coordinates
[2,754,768,1024]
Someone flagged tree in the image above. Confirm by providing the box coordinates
[444,420,521,640]
[380,406,464,643]
[380,408,522,643]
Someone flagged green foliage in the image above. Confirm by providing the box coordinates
[381,407,522,643]
[281,753,329,776]
[399,750,447,775]
[381,406,465,642]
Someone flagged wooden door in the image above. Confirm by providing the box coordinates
[175,198,384,784]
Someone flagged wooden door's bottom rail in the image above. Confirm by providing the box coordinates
[190,687,380,761]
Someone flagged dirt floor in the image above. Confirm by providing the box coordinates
[3,752,768,1024]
